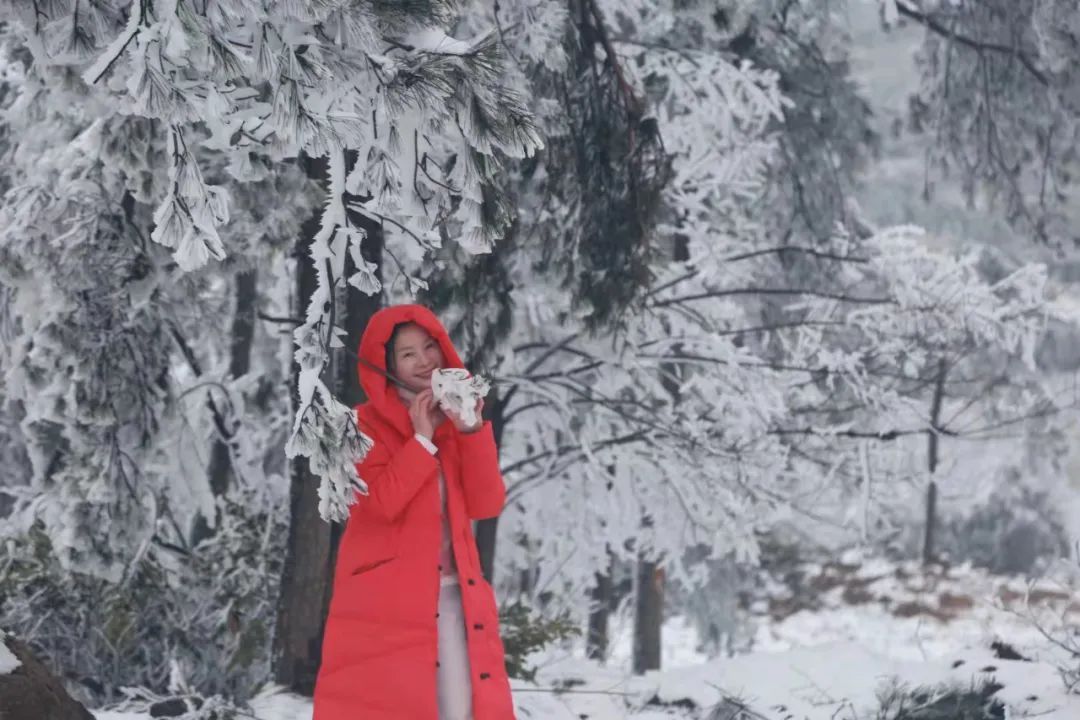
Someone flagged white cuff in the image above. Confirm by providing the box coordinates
[414,433,438,455]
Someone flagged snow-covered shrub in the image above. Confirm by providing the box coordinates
[1049,548,1080,695]
[102,688,244,720]
[676,546,757,659]
[935,486,1071,575]
[1066,642,1080,696]
[871,678,1005,720]
[0,488,285,706]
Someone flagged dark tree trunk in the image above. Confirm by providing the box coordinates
[628,343,679,673]
[518,564,534,597]
[191,268,257,545]
[474,384,506,583]
[327,214,383,576]
[273,153,392,695]
[632,553,664,674]
[922,358,947,566]
[632,511,663,674]
[272,201,330,695]
[586,548,614,661]
[474,516,498,584]
[516,533,540,598]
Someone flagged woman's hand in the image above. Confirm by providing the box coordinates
[409,389,446,439]
[443,397,485,434]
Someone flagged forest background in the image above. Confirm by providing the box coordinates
[1,1,1079,718]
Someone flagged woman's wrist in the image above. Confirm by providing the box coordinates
[414,432,438,454]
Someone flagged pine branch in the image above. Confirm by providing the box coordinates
[720,245,871,265]
[584,0,641,119]
[85,0,146,85]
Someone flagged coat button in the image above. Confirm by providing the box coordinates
[435,612,440,618]
[438,564,443,571]
[436,661,441,668]
[473,623,484,630]
[479,672,490,680]
[467,578,476,585]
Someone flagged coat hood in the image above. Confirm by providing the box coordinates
[357,304,465,436]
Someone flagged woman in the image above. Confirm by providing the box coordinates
[312,304,516,720]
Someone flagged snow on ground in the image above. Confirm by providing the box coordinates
[745,550,1080,666]
[646,643,1079,720]
[92,554,1080,719]
[516,552,1080,719]
[221,642,1078,720]
[247,685,316,720]
[0,630,20,675]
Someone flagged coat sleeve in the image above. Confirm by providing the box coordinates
[356,427,440,523]
[457,422,506,520]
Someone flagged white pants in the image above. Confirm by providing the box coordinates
[437,581,474,720]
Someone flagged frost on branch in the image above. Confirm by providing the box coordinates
[0,0,541,529]
[284,380,371,524]
[150,128,228,271]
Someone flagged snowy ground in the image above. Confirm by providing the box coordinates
[92,552,1080,719]
[507,552,1080,719]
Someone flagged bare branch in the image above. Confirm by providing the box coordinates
[650,287,892,309]
[895,1,1048,86]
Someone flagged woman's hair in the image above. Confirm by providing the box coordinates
[384,322,413,372]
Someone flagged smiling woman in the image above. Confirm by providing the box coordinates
[313,304,514,720]
[387,323,446,393]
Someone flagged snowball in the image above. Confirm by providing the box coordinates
[431,369,490,429]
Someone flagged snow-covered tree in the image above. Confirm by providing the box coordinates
[413,2,1058,666]
[891,0,1080,248]
[0,0,542,579]
[0,0,1068,701]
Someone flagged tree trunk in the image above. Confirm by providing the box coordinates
[328,213,384,576]
[474,384,506,583]
[628,338,680,673]
[474,517,498,584]
[922,358,947,566]
[273,153,385,694]
[191,268,257,545]
[272,201,330,695]
[586,548,614,661]
[517,534,538,598]
[632,551,664,674]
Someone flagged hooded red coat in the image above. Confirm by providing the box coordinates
[312,304,515,720]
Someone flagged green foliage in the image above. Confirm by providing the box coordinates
[498,600,581,681]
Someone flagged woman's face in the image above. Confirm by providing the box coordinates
[390,323,445,390]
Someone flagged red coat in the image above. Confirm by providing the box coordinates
[313,304,515,720]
